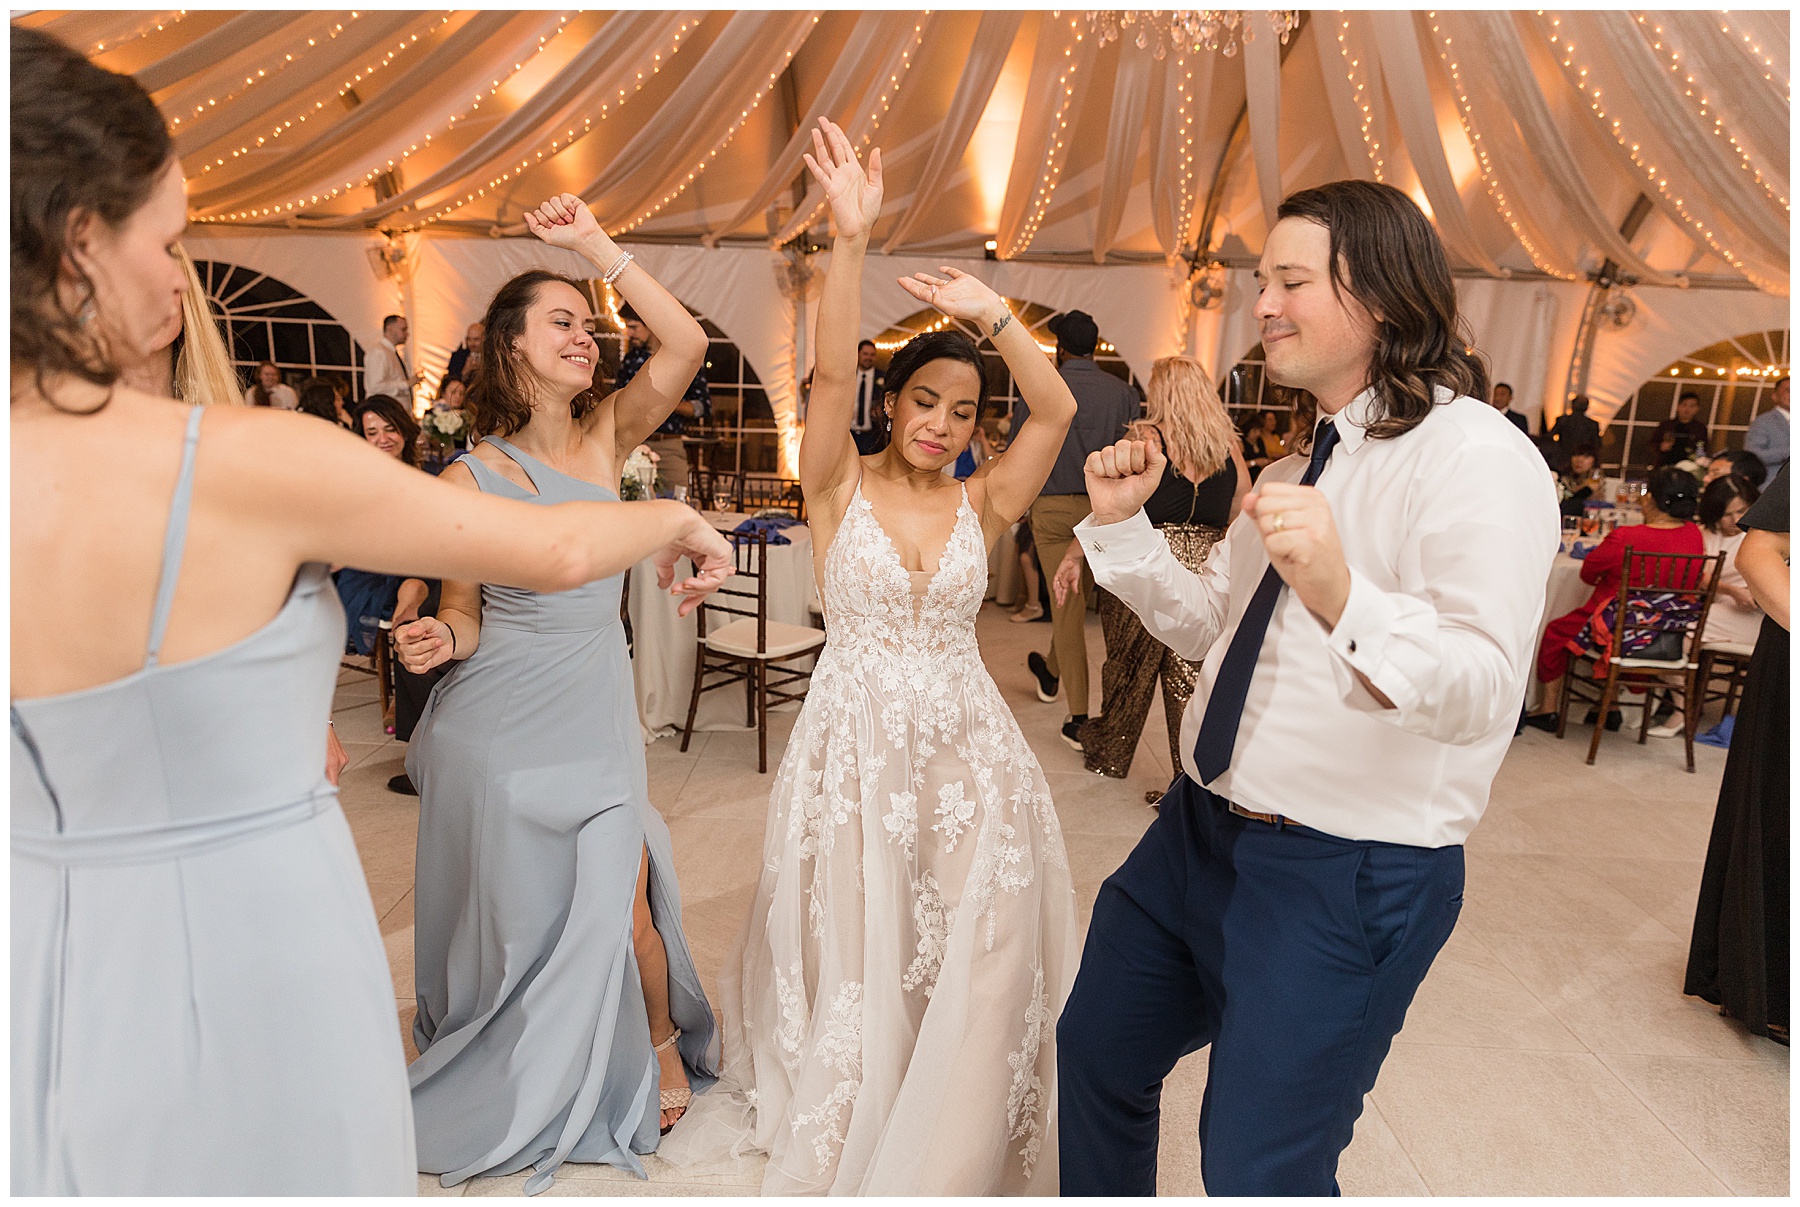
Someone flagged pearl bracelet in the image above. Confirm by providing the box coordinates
[603,250,635,285]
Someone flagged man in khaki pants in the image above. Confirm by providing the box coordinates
[1012,310,1140,748]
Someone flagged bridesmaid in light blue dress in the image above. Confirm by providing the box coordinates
[11,34,735,1194]
[395,196,721,1195]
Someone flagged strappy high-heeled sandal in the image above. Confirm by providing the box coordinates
[654,1028,691,1135]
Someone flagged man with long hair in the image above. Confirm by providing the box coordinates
[1057,180,1560,1194]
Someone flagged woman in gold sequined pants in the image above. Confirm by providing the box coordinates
[1079,524,1225,778]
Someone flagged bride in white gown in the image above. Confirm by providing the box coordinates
[662,119,1082,1194]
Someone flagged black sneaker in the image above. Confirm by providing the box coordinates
[1061,716,1087,751]
[387,773,419,796]
[1027,651,1060,703]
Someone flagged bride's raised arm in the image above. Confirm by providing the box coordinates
[895,268,1077,527]
[797,118,883,501]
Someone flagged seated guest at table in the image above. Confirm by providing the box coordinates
[244,359,298,409]
[618,302,710,494]
[1685,464,1788,1044]
[440,319,485,393]
[1522,465,1704,732]
[1558,443,1606,516]
[1545,393,1601,471]
[335,394,423,662]
[1704,447,1766,488]
[1240,408,1285,478]
[353,392,421,467]
[296,378,348,428]
[1648,474,1765,738]
[1654,391,1711,466]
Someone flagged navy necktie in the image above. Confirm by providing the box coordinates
[1193,418,1342,785]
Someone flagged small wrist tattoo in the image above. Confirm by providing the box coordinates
[991,312,1013,338]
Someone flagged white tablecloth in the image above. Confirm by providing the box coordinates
[630,513,821,739]
[1526,549,1594,711]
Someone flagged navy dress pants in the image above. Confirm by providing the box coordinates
[1057,775,1464,1196]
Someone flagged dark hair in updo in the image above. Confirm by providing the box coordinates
[468,269,599,438]
[1646,465,1700,521]
[1697,473,1760,530]
[880,330,990,433]
[11,27,175,402]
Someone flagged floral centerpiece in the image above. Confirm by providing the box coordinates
[421,404,469,449]
[620,444,660,500]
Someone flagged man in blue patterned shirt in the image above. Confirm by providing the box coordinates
[617,304,710,493]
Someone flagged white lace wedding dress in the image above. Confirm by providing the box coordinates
[661,478,1078,1194]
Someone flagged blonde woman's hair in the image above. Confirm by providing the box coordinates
[1131,356,1236,483]
[172,245,244,406]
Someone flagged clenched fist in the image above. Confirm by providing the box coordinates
[1083,437,1167,526]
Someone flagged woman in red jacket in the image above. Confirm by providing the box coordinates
[1522,465,1703,731]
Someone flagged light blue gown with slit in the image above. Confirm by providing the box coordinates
[11,405,416,1195]
[406,436,718,1195]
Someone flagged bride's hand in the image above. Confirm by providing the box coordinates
[523,193,606,250]
[897,267,1009,331]
[802,117,883,242]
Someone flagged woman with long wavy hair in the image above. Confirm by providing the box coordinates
[1052,357,1250,788]
[10,28,732,1196]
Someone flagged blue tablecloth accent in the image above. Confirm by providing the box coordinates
[731,515,801,545]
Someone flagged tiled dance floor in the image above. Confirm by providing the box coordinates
[327,604,1787,1197]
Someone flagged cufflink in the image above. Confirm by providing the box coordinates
[1092,541,1106,553]
[1347,639,1357,653]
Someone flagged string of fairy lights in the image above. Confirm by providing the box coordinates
[177,13,368,136]
[193,13,460,179]
[1632,13,1787,213]
[92,10,187,55]
[1714,11,1787,102]
[1001,14,1087,260]
[768,15,929,250]
[1538,13,1779,293]
[611,26,818,239]
[197,13,579,224]
[1426,15,1573,279]
[400,16,705,233]
[871,306,1070,358]
[1333,15,1387,182]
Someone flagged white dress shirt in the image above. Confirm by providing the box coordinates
[364,338,413,404]
[853,368,877,433]
[1077,387,1561,847]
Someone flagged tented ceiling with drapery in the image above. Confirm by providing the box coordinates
[20,9,1791,447]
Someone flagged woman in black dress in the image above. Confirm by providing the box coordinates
[1685,463,1789,1043]
[1051,356,1249,787]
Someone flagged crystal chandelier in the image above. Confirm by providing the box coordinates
[1085,11,1301,60]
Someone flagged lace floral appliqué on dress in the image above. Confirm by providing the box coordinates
[660,480,1078,1194]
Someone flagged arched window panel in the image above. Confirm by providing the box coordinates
[872,302,1142,436]
[1602,330,1789,475]
[193,260,367,399]
[573,281,772,473]
[1224,344,1311,444]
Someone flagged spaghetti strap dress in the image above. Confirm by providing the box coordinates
[406,436,717,1194]
[11,405,416,1195]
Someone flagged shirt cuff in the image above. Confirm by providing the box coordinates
[1324,567,1405,709]
[1074,508,1162,565]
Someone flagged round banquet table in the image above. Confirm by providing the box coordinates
[1525,547,1597,712]
[629,511,821,740]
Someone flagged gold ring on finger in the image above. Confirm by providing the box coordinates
[1271,512,1285,532]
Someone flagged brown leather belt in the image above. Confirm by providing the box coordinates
[1226,800,1295,828]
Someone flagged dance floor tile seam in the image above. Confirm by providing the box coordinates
[332,603,1781,1197]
